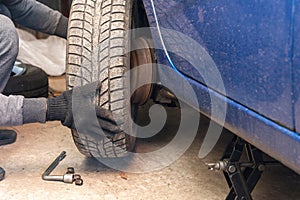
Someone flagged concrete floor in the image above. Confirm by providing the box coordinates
[0,104,299,200]
[0,78,299,199]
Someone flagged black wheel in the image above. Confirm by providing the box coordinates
[66,0,154,158]
[3,62,48,98]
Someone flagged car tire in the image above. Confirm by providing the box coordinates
[66,0,154,158]
[3,64,48,98]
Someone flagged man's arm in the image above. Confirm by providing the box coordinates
[0,94,24,126]
[0,93,46,126]
[2,0,68,38]
[0,83,122,138]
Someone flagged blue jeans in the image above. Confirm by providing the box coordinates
[0,14,18,92]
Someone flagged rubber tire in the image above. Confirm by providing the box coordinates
[3,64,48,98]
[66,0,135,158]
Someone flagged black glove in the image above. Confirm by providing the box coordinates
[46,89,73,128]
[46,82,122,136]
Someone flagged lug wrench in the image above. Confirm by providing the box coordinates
[42,151,83,186]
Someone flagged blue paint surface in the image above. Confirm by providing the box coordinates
[144,0,295,129]
[141,0,300,173]
[294,0,300,131]
[190,73,300,174]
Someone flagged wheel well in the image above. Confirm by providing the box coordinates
[133,0,150,28]
[131,0,159,104]
[132,1,178,106]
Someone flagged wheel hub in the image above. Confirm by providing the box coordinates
[131,37,154,105]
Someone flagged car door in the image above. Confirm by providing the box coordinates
[294,0,300,132]
[148,0,295,130]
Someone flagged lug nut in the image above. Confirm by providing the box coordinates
[67,167,75,174]
[73,174,81,180]
[75,178,83,186]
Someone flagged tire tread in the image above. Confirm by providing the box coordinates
[66,0,133,158]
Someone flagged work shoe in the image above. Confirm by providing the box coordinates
[0,167,4,181]
[0,130,17,146]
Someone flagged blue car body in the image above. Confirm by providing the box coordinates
[141,0,300,174]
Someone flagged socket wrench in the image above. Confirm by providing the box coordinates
[42,151,83,186]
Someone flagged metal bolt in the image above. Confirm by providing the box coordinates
[258,164,265,171]
[228,165,236,173]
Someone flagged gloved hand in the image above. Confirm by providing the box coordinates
[46,82,122,136]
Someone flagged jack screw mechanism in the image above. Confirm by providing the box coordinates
[206,161,229,171]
